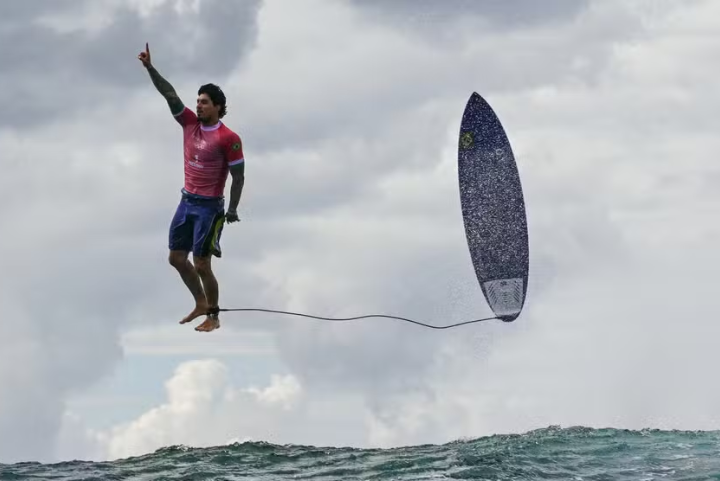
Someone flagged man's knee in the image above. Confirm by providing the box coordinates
[169,250,189,269]
[193,256,213,277]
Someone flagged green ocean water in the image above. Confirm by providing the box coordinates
[2,426,719,480]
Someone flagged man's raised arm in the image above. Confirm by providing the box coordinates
[137,42,185,116]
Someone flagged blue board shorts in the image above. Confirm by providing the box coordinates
[169,189,225,258]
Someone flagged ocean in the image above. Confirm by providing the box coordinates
[2,426,718,480]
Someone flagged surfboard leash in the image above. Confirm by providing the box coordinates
[207,306,499,329]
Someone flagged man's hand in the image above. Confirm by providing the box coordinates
[138,42,152,68]
[139,43,184,115]
[225,209,240,223]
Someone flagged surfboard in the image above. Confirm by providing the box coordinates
[458,92,529,322]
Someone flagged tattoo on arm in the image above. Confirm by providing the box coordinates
[146,65,184,115]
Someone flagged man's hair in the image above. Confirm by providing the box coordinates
[198,83,227,118]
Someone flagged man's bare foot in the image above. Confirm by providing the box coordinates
[180,303,209,325]
[195,315,220,332]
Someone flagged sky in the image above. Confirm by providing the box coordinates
[0,0,718,464]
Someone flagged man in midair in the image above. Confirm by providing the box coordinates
[138,42,245,333]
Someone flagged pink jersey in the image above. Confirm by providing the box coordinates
[174,107,244,198]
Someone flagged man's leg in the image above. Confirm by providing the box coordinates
[192,207,225,333]
[193,255,220,332]
[168,199,209,324]
[169,250,209,324]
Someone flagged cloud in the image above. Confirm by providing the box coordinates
[0,0,260,129]
[0,290,124,463]
[100,359,303,460]
[348,0,591,29]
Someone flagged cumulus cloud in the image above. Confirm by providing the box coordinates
[85,360,302,460]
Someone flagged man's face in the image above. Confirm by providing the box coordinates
[196,93,219,122]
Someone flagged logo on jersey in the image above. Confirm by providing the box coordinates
[188,154,203,169]
[232,142,241,151]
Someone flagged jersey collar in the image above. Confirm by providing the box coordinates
[200,121,222,131]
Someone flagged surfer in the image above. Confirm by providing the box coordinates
[137,42,245,333]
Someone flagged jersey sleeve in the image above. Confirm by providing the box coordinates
[173,107,197,127]
[223,132,245,166]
